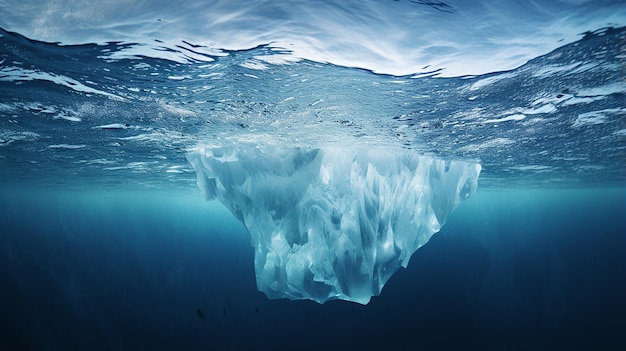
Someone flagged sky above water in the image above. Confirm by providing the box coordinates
[1,0,624,76]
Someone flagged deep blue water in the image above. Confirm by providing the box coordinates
[0,187,624,350]
[1,0,625,350]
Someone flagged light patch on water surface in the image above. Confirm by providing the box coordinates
[48,144,86,149]
[0,67,125,100]
[572,108,625,128]
[482,114,526,124]
[459,138,515,152]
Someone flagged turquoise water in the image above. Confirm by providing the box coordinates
[1,0,625,349]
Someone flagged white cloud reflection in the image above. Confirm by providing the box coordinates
[0,0,624,77]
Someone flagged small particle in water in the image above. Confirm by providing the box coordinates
[196,308,205,320]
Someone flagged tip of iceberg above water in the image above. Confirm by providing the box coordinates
[187,144,481,304]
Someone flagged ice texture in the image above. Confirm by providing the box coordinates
[187,146,481,304]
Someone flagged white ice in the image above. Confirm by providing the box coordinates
[187,145,481,304]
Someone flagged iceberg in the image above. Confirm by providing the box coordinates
[187,145,481,304]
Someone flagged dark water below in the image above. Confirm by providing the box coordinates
[1,186,624,350]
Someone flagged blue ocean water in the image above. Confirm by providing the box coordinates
[1,0,625,349]
[1,187,624,349]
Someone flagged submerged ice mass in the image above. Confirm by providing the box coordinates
[187,145,481,304]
